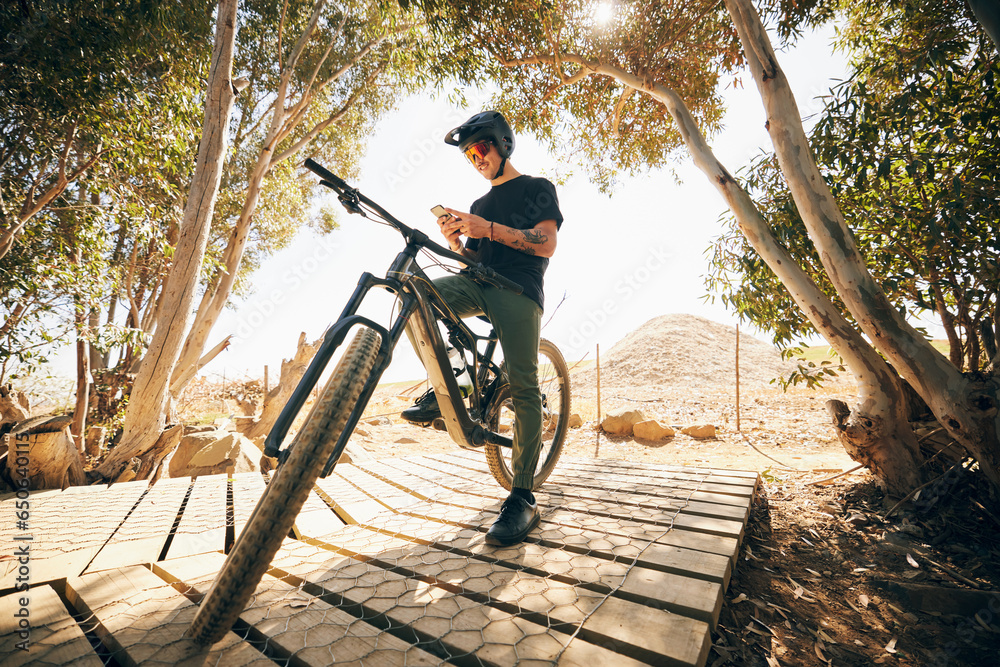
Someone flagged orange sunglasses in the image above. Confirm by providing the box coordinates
[464,140,492,164]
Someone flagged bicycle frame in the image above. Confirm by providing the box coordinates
[262,230,515,479]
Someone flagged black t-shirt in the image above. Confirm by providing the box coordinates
[465,175,563,309]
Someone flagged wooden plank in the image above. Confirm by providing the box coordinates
[85,478,192,573]
[365,458,742,565]
[64,564,271,666]
[449,449,760,482]
[321,463,429,522]
[444,450,759,497]
[218,473,346,543]
[0,482,148,588]
[164,475,228,560]
[273,533,710,666]
[0,585,102,665]
[434,455,749,509]
[156,553,444,666]
[291,489,346,539]
[377,457,748,539]
[353,501,732,587]
[552,455,760,487]
[322,511,725,626]
[230,472,266,540]
[409,455,751,522]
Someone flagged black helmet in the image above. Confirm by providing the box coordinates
[444,110,515,159]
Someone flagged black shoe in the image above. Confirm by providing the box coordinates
[485,493,540,546]
[401,389,440,423]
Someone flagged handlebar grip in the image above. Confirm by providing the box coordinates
[304,158,350,192]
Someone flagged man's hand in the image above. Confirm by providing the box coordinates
[443,207,491,240]
[437,213,464,251]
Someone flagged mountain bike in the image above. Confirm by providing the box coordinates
[187,159,570,645]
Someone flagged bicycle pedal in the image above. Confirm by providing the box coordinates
[431,417,447,431]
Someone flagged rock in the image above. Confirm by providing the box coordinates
[634,420,675,441]
[601,408,647,436]
[847,512,870,527]
[365,416,392,426]
[568,414,583,428]
[168,431,258,477]
[395,437,419,444]
[681,424,717,439]
[338,443,374,464]
[354,427,371,438]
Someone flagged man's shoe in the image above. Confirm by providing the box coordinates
[401,389,441,423]
[485,493,540,546]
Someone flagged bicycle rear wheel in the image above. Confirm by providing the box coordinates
[485,338,570,491]
[187,327,381,645]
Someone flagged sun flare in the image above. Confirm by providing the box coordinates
[593,1,615,25]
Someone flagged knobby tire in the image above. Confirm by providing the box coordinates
[485,338,570,491]
[187,327,381,645]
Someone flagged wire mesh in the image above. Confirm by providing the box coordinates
[0,450,756,666]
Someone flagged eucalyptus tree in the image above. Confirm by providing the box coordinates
[98,0,437,477]
[166,0,431,398]
[0,1,210,396]
[95,0,241,480]
[0,1,211,260]
[710,9,1000,374]
[416,0,1000,495]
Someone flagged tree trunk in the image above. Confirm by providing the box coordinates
[0,385,31,428]
[5,426,86,491]
[239,332,321,440]
[95,0,240,479]
[724,0,1000,490]
[169,3,381,398]
[72,307,90,454]
[169,335,232,398]
[522,50,925,492]
[72,230,90,454]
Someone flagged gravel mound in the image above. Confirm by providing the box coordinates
[573,313,796,389]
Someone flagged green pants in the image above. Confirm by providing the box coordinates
[411,274,543,490]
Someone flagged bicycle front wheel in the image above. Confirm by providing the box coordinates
[485,338,570,491]
[187,326,381,645]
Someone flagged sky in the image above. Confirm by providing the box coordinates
[203,25,853,387]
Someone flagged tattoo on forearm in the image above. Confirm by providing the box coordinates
[521,230,548,245]
[507,229,546,254]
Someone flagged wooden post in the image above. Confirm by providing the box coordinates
[263,365,269,394]
[594,344,601,458]
[735,323,741,432]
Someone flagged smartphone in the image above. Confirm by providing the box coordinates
[430,204,451,218]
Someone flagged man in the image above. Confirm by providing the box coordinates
[402,110,563,546]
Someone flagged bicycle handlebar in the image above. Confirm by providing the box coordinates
[304,158,352,193]
[304,158,524,296]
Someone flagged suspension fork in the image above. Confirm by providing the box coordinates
[263,271,407,459]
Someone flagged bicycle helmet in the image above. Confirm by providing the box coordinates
[444,110,515,159]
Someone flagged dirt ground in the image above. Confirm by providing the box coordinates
[346,367,1000,667]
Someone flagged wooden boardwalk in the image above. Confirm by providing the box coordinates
[0,452,758,666]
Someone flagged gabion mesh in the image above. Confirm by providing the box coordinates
[1,452,756,666]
